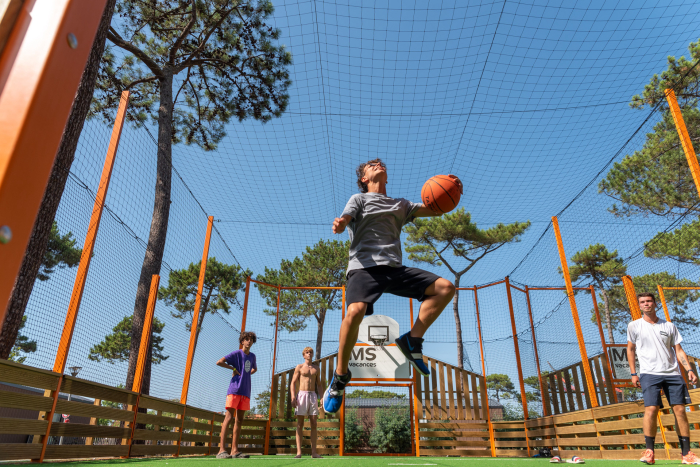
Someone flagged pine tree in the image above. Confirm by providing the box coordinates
[560,244,627,344]
[91,0,291,395]
[404,208,530,370]
[0,222,82,359]
[89,315,168,364]
[8,316,37,364]
[256,239,349,358]
[159,257,251,354]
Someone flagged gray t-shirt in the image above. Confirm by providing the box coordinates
[341,193,421,273]
[626,317,683,375]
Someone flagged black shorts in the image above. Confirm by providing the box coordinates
[345,265,441,316]
[640,374,691,408]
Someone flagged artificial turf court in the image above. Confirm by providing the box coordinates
[5,457,685,467]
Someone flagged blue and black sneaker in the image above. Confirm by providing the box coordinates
[322,370,352,413]
[395,332,430,376]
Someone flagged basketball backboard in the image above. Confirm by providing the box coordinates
[350,315,410,380]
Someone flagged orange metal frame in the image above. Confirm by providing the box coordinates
[180,215,214,405]
[589,286,617,386]
[665,88,700,196]
[0,0,108,327]
[622,275,641,320]
[523,285,547,416]
[127,274,160,458]
[504,277,531,456]
[263,285,281,456]
[53,90,130,375]
[473,288,496,457]
[552,216,598,407]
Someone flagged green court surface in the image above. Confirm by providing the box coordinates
[7,457,684,467]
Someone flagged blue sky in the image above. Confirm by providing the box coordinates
[15,0,700,414]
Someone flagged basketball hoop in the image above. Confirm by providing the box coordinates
[369,334,387,348]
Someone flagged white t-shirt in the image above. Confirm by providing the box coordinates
[626,317,683,375]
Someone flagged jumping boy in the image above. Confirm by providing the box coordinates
[290,347,323,458]
[627,293,698,465]
[216,331,257,459]
[325,158,459,413]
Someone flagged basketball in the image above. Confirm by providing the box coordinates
[421,175,462,214]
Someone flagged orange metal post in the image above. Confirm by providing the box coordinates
[524,286,547,417]
[0,0,108,326]
[52,91,130,374]
[474,288,496,457]
[665,88,700,196]
[409,298,421,456]
[505,278,529,420]
[552,216,599,407]
[590,286,615,382]
[622,275,641,320]
[239,276,250,349]
[339,398,345,456]
[657,285,672,322]
[36,376,64,463]
[180,215,214,405]
[505,277,531,457]
[127,274,160,458]
[264,286,281,456]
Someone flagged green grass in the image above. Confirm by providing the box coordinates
[4,456,685,467]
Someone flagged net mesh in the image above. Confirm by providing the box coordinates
[7,0,700,424]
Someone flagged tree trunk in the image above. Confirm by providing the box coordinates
[453,275,464,369]
[0,0,117,360]
[315,309,325,359]
[125,72,174,395]
[598,286,615,345]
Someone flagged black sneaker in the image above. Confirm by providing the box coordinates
[395,332,430,376]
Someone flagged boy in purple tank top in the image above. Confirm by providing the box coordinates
[216,332,257,459]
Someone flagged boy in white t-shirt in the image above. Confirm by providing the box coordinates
[627,293,698,465]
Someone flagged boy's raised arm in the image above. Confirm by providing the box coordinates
[216,357,239,375]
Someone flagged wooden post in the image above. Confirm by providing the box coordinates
[127,274,160,458]
[524,286,548,416]
[0,0,108,325]
[552,216,599,408]
[264,286,281,455]
[239,276,250,349]
[85,398,101,446]
[665,88,700,196]
[207,417,215,455]
[53,91,130,374]
[474,288,496,457]
[622,276,641,320]
[180,216,214,405]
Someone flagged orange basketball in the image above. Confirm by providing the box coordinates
[421,175,462,214]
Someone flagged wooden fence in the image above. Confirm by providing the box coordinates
[544,353,617,415]
[0,358,260,461]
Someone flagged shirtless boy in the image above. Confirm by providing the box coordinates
[290,347,323,458]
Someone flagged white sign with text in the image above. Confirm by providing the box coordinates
[608,346,639,380]
[348,344,410,379]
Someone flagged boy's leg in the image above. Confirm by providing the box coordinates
[336,302,367,374]
[217,408,234,455]
[410,278,455,337]
[395,277,454,376]
[310,415,322,458]
[295,415,305,457]
[323,302,365,414]
[231,408,246,456]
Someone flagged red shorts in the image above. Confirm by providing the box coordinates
[225,394,250,411]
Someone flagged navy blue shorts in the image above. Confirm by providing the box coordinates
[640,374,691,407]
[345,265,440,316]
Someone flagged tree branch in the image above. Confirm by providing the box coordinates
[124,75,158,90]
[107,27,163,76]
[174,6,238,73]
[169,0,197,65]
